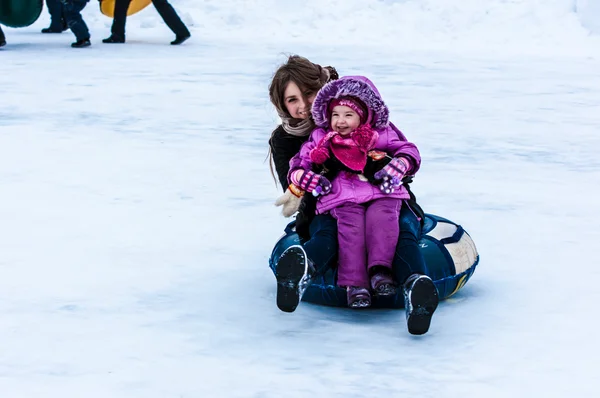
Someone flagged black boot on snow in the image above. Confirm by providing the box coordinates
[170,34,190,45]
[275,245,313,313]
[71,38,91,48]
[403,274,439,335]
[41,26,64,33]
[102,35,125,44]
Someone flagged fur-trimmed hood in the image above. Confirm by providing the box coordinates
[312,76,389,129]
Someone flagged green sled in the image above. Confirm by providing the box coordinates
[0,0,44,28]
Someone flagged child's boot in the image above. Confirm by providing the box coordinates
[403,274,439,335]
[346,286,371,308]
[370,268,396,296]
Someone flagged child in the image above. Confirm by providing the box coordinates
[288,76,421,308]
[62,0,91,48]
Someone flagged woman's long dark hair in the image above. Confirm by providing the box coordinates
[267,55,339,185]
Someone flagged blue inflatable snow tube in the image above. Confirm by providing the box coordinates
[269,213,479,308]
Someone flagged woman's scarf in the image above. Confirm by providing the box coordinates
[280,115,315,137]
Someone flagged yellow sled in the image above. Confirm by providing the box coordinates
[100,0,152,18]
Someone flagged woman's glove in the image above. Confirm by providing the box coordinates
[374,157,410,194]
[274,185,304,217]
[291,170,332,197]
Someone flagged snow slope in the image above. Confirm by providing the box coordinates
[1,1,599,397]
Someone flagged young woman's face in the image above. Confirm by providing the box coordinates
[330,105,361,136]
[283,81,315,120]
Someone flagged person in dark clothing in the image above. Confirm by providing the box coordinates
[41,0,68,33]
[102,0,191,45]
[268,55,439,335]
[269,58,340,315]
[62,0,91,48]
[0,26,5,47]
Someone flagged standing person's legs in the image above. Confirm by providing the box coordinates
[152,0,190,43]
[63,0,90,44]
[107,0,132,41]
[43,0,67,32]
[330,203,368,288]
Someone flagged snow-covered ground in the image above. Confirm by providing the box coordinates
[1,1,599,397]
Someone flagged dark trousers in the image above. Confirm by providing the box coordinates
[111,0,190,38]
[62,0,89,40]
[392,201,428,284]
[46,0,66,30]
[301,214,338,277]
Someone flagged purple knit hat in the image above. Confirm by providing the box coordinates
[328,97,368,124]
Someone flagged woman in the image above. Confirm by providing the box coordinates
[268,56,439,335]
[269,56,339,314]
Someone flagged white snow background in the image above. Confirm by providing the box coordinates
[1,0,599,397]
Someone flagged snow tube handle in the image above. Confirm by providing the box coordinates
[284,220,296,235]
[439,224,465,245]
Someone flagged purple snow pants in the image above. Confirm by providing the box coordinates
[330,197,402,288]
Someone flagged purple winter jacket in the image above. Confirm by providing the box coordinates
[288,75,421,214]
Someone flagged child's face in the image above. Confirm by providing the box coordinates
[330,105,361,136]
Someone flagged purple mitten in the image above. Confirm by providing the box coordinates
[374,157,410,194]
[311,176,332,197]
[291,170,332,196]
